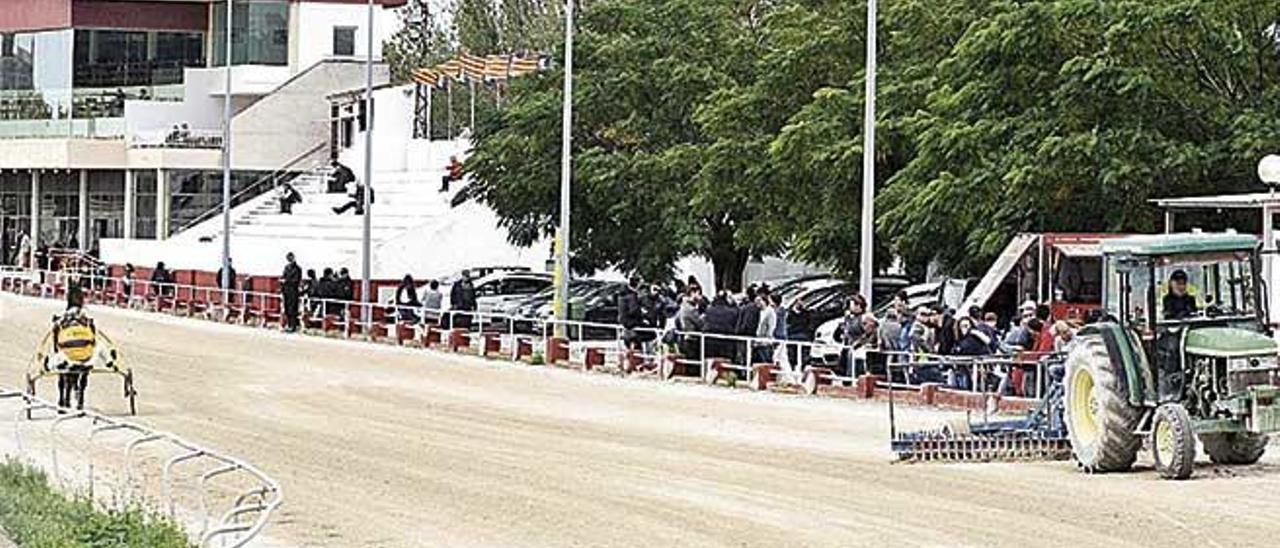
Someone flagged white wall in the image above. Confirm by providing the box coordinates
[338,84,418,173]
[294,2,401,72]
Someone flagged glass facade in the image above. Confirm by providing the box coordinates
[87,171,125,250]
[212,1,290,67]
[0,30,74,124]
[134,171,157,240]
[0,25,204,138]
[167,170,265,236]
[72,29,205,115]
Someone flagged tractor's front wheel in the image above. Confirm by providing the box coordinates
[1152,404,1197,480]
[1200,432,1268,465]
[1064,337,1142,473]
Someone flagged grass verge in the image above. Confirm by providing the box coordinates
[0,459,189,547]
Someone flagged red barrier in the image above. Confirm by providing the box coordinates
[583,347,605,370]
[448,329,470,352]
[482,333,502,356]
[545,337,569,365]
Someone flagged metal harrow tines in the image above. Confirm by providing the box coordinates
[892,432,1073,463]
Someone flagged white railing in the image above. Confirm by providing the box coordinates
[0,389,282,547]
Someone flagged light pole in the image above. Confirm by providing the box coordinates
[1257,155,1280,327]
[859,0,877,302]
[361,0,374,311]
[220,0,233,292]
[553,0,574,334]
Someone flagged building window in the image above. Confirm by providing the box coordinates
[212,0,290,67]
[333,27,356,57]
[71,29,206,116]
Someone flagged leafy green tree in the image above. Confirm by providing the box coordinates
[464,0,777,289]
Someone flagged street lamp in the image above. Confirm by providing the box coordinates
[859,0,877,301]
[361,0,374,313]
[553,0,574,335]
[220,0,233,292]
[1258,154,1280,191]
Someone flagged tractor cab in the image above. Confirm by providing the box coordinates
[1103,233,1267,337]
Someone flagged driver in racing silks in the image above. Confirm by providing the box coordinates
[51,284,96,409]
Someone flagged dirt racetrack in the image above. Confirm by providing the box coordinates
[3,292,1280,547]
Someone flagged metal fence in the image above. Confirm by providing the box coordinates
[0,388,282,547]
[2,267,1058,403]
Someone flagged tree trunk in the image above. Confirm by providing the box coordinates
[709,246,749,294]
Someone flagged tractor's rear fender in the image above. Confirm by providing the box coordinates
[1079,322,1154,407]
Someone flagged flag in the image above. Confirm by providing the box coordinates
[483,55,510,81]
[508,56,543,77]
[434,59,462,85]
[411,68,440,88]
[459,53,486,82]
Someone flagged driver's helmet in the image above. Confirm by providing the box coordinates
[54,308,96,364]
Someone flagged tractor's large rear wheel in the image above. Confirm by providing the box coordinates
[1064,337,1142,473]
[1200,432,1268,465]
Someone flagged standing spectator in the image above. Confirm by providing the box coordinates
[439,155,463,192]
[1032,304,1055,353]
[703,292,738,360]
[449,270,476,329]
[1053,321,1078,353]
[121,263,136,302]
[934,306,957,356]
[676,293,705,360]
[754,294,777,364]
[216,258,237,290]
[276,182,303,214]
[337,268,354,302]
[837,295,867,376]
[395,275,421,323]
[952,317,992,356]
[734,287,762,365]
[302,269,318,315]
[420,279,443,324]
[316,267,337,316]
[617,276,645,350]
[1003,300,1038,350]
[327,159,356,194]
[980,312,1002,353]
[149,261,173,298]
[879,308,903,352]
[280,253,302,333]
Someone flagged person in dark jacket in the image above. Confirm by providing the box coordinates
[327,159,355,194]
[337,268,354,301]
[617,277,645,350]
[734,287,762,364]
[395,274,421,323]
[280,252,302,333]
[703,292,738,360]
[149,261,174,298]
[933,305,957,356]
[449,270,477,329]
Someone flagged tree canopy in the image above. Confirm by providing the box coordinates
[406,0,1280,288]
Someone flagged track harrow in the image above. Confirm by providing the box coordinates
[892,421,1071,462]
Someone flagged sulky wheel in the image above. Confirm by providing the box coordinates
[124,370,138,416]
[1063,336,1142,474]
[1200,432,1268,465]
[1151,403,1196,480]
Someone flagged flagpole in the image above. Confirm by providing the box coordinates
[469,79,476,131]
[447,80,453,140]
[425,86,432,140]
[220,0,233,292]
[859,0,877,302]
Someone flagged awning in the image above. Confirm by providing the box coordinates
[1054,243,1101,258]
[962,234,1039,311]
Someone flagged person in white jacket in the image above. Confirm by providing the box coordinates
[754,295,778,364]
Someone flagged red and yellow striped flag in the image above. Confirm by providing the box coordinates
[508,56,542,77]
[459,53,486,81]
[483,55,510,81]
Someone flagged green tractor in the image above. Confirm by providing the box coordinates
[1066,233,1280,479]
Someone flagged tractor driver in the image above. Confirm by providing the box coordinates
[1163,269,1198,320]
[51,285,95,409]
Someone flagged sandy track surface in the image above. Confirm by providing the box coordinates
[2,293,1280,547]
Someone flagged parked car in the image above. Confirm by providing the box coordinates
[783,277,911,342]
[437,270,552,313]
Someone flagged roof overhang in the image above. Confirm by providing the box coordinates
[1150,192,1280,211]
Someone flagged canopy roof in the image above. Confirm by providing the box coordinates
[1150,192,1280,211]
[1102,233,1258,256]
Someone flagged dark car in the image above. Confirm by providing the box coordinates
[783,277,911,341]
